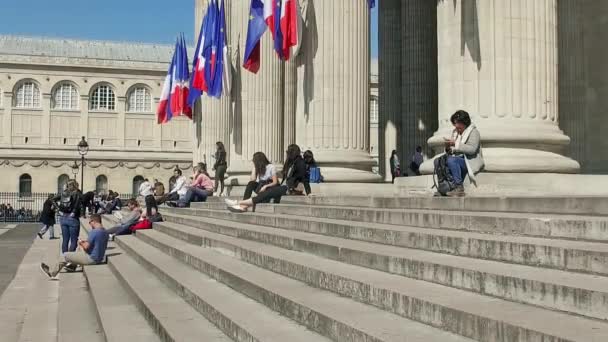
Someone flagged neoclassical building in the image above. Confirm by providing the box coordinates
[192,0,607,187]
[0,36,192,195]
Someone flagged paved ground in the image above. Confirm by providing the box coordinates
[0,224,39,297]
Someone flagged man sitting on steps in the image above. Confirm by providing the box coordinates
[40,214,109,280]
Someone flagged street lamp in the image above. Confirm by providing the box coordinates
[71,160,79,179]
[77,136,89,190]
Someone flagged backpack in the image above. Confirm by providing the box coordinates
[433,154,455,196]
[309,167,322,184]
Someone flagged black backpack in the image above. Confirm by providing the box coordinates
[433,154,456,196]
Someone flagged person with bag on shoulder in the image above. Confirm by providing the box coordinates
[435,110,484,197]
[282,144,308,196]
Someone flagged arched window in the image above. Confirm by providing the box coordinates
[127,86,152,112]
[90,84,115,111]
[53,83,79,110]
[96,175,108,195]
[19,174,32,196]
[57,174,70,193]
[132,176,144,196]
[14,81,41,108]
[169,176,177,192]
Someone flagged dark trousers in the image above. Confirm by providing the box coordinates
[214,164,227,194]
[303,181,311,195]
[144,195,157,216]
[107,223,133,236]
[178,188,210,208]
[243,181,287,204]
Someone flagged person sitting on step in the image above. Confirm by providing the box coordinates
[440,110,485,197]
[174,163,215,208]
[162,168,188,205]
[225,152,286,213]
[282,144,308,196]
[40,214,109,279]
[106,199,142,240]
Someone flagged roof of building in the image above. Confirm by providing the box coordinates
[0,35,181,63]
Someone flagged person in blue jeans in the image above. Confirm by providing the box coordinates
[40,214,109,279]
[440,110,485,197]
[54,180,83,254]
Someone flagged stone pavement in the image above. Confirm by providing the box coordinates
[0,224,39,297]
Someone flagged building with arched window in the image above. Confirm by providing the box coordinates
[0,35,192,193]
[57,174,69,193]
[19,174,32,196]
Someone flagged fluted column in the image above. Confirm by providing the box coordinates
[229,0,284,177]
[193,0,231,167]
[424,0,579,173]
[284,59,297,149]
[296,0,378,182]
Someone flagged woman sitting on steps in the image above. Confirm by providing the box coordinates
[225,152,286,213]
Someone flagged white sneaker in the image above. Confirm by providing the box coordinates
[224,199,238,207]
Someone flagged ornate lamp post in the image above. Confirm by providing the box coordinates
[71,160,79,179]
[77,136,89,190]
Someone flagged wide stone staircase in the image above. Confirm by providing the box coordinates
[84,195,608,341]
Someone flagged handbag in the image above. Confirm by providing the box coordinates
[309,167,322,183]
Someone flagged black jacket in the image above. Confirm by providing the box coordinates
[214,151,227,169]
[284,157,307,188]
[39,199,57,226]
[54,190,83,217]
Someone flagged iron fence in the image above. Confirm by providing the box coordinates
[0,192,135,223]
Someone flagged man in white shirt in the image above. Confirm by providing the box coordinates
[166,169,188,202]
[138,178,156,216]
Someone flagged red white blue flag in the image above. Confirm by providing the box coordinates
[264,0,300,60]
[157,34,192,124]
[243,0,267,73]
[189,7,211,105]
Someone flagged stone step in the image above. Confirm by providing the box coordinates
[114,235,333,342]
[107,253,233,342]
[84,263,161,342]
[58,272,105,342]
[159,212,608,321]
[248,203,608,242]
[135,227,608,342]
[165,207,608,275]
[121,231,473,342]
[279,196,608,216]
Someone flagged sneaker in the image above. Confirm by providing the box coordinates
[446,185,465,197]
[40,263,52,279]
[109,234,116,241]
[224,199,238,207]
[37,232,43,239]
[227,205,246,213]
[64,263,77,272]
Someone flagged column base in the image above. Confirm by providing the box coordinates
[420,147,580,174]
[395,173,608,196]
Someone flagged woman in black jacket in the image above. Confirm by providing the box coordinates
[37,194,57,239]
[213,141,227,196]
[283,144,307,195]
[54,180,83,254]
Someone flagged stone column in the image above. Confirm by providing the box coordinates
[424,0,579,173]
[3,91,13,145]
[284,60,297,148]
[296,0,378,182]
[193,0,231,167]
[378,0,402,180]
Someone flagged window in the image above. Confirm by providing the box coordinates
[169,176,177,192]
[14,82,41,108]
[96,175,108,195]
[370,97,379,124]
[19,174,32,196]
[58,174,70,193]
[90,85,115,111]
[53,83,79,110]
[132,176,144,196]
[127,87,151,112]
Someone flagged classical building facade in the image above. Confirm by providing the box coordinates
[0,36,192,195]
[379,0,608,176]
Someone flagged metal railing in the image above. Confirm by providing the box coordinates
[0,192,135,223]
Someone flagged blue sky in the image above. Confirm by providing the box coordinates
[0,0,378,57]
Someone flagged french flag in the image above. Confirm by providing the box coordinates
[243,0,267,73]
[263,0,300,60]
[205,0,231,98]
[203,0,219,93]
[157,35,192,124]
[188,6,211,106]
